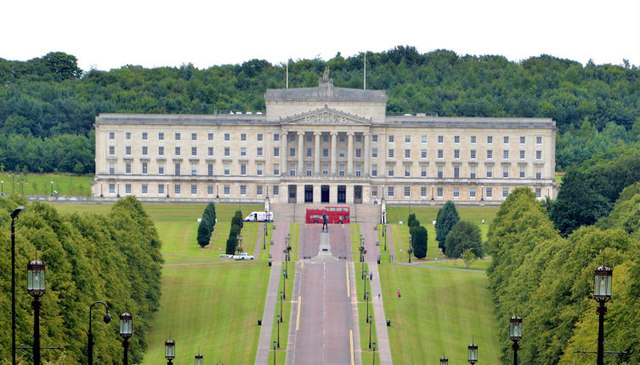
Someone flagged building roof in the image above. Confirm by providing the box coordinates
[384,115,556,129]
[95,113,271,126]
[265,81,387,103]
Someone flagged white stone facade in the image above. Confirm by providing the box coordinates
[93,79,556,204]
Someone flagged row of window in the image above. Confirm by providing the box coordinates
[108,183,279,196]
[109,131,545,145]
[380,186,543,198]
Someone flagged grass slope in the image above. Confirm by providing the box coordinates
[0,173,92,196]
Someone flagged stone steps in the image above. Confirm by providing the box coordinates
[271,203,380,224]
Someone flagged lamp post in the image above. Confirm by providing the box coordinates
[1,180,5,195]
[88,301,111,365]
[440,356,449,365]
[120,313,133,365]
[195,353,203,365]
[408,237,412,263]
[50,181,54,196]
[372,342,377,365]
[11,206,24,365]
[276,314,281,348]
[509,315,522,365]
[594,265,612,365]
[263,210,268,250]
[27,258,46,365]
[366,291,370,323]
[368,314,372,349]
[272,341,277,365]
[282,264,287,299]
[467,343,478,364]
[165,340,175,365]
[280,290,284,322]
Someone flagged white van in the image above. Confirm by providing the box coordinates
[244,211,274,222]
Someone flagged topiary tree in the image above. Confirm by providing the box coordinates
[231,210,244,229]
[436,200,460,252]
[203,201,216,230]
[410,225,428,259]
[444,220,483,258]
[407,213,420,228]
[197,219,211,247]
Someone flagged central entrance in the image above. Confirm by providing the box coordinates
[337,185,346,203]
[321,185,330,203]
[304,185,313,203]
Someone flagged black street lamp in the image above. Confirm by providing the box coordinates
[440,356,449,365]
[368,314,373,349]
[408,237,413,263]
[365,291,370,323]
[467,343,478,364]
[272,341,277,365]
[509,315,522,365]
[195,353,203,365]
[27,258,46,365]
[280,290,284,322]
[1,180,4,195]
[50,181,54,196]
[594,264,612,365]
[276,314,281,348]
[119,313,133,365]
[165,340,175,364]
[372,342,377,365]
[88,301,111,365]
[282,264,287,299]
[10,206,24,365]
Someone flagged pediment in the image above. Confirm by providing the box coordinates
[280,106,372,126]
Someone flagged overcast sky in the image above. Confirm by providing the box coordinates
[2,0,639,71]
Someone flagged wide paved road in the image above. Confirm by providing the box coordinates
[289,224,355,365]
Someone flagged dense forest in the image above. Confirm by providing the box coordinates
[0,196,163,363]
[1,47,639,173]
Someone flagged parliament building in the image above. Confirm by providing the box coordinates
[93,74,557,204]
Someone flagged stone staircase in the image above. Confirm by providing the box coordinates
[271,203,381,224]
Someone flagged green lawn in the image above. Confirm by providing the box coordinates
[355,263,380,364]
[421,258,492,271]
[0,173,92,196]
[380,264,499,364]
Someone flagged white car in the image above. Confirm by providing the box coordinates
[233,253,255,260]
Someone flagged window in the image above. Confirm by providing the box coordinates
[536,150,542,159]
[470,166,476,179]
[454,149,460,159]
[339,164,345,176]
[503,188,509,198]
[437,149,443,159]
[241,147,247,156]
[274,133,280,141]
[274,147,279,157]
[192,132,197,141]
[503,150,509,160]
[224,164,230,175]
[340,134,346,143]
[536,167,542,179]
[109,146,115,155]
[387,164,394,176]
[339,148,345,158]
[486,187,493,198]
[438,135,444,143]
[421,135,427,143]
[520,136,526,144]
[536,136,542,144]
[306,148,312,157]
[504,136,509,144]
[371,164,378,177]
[191,184,197,194]
[519,166,525,178]
[273,185,279,196]
[404,186,411,197]
[520,150,525,159]
[142,132,148,140]
[257,185,263,195]
[125,163,131,174]
[454,136,460,144]
[208,147,214,156]
[175,146,181,155]
[305,164,311,176]
[356,134,362,142]
[289,164,295,176]
[208,133,214,141]
[142,184,148,194]
[126,132,131,140]
[470,187,476,198]
[158,163,165,175]
[486,165,493,178]
[503,166,509,178]
[257,147,263,156]
[372,135,378,142]
[372,148,378,158]
[241,133,246,141]
[109,184,116,194]
[240,163,247,175]
[470,150,476,159]
[224,185,230,195]
[224,133,230,141]
[323,148,329,157]
[290,147,296,157]
[192,147,197,156]
[274,163,280,175]
[158,184,164,195]
[454,165,460,179]
[158,146,164,155]
[388,187,394,197]
[191,164,197,176]
[257,163,263,176]
[355,164,361,177]
[421,164,427,177]
[159,132,164,140]
[175,184,181,194]
[224,147,230,157]
[142,146,148,155]
[257,133,263,141]
[471,136,476,144]
[487,150,493,159]
[404,165,411,177]
[175,132,181,140]
[388,135,394,143]
[109,163,115,175]
[125,146,131,155]
[421,149,427,158]
[207,185,214,195]
[405,135,411,143]
[437,187,443,197]
[290,134,296,142]
[372,187,378,197]
[323,134,329,142]
[109,132,115,140]
[421,187,427,197]
[453,187,460,198]
[125,184,131,194]
[437,165,444,179]
[322,164,329,175]
[487,136,493,144]
[388,149,394,158]
[306,134,312,142]
[175,162,181,176]
[535,188,542,198]
[142,162,148,174]
[355,148,361,158]
[208,163,214,176]
[405,149,411,158]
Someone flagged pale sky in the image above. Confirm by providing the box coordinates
[2,0,639,71]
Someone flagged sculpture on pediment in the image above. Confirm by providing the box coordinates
[319,68,333,85]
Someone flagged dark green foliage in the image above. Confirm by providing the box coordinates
[444,221,483,258]
[435,201,459,252]
[407,213,420,228]
[551,148,640,235]
[0,196,162,363]
[231,210,243,229]
[2,49,640,173]
[196,202,216,247]
[409,225,428,259]
[225,210,244,254]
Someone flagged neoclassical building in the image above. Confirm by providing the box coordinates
[93,76,557,204]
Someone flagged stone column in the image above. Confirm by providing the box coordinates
[314,131,321,175]
[330,131,338,175]
[281,129,287,176]
[297,131,304,175]
[364,132,370,177]
[347,131,354,176]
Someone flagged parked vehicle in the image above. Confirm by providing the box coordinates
[233,253,255,260]
[243,211,274,222]
[305,206,350,224]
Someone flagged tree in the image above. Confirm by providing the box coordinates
[407,213,420,228]
[197,219,211,247]
[410,225,428,259]
[460,248,477,269]
[435,201,459,251]
[444,220,483,258]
